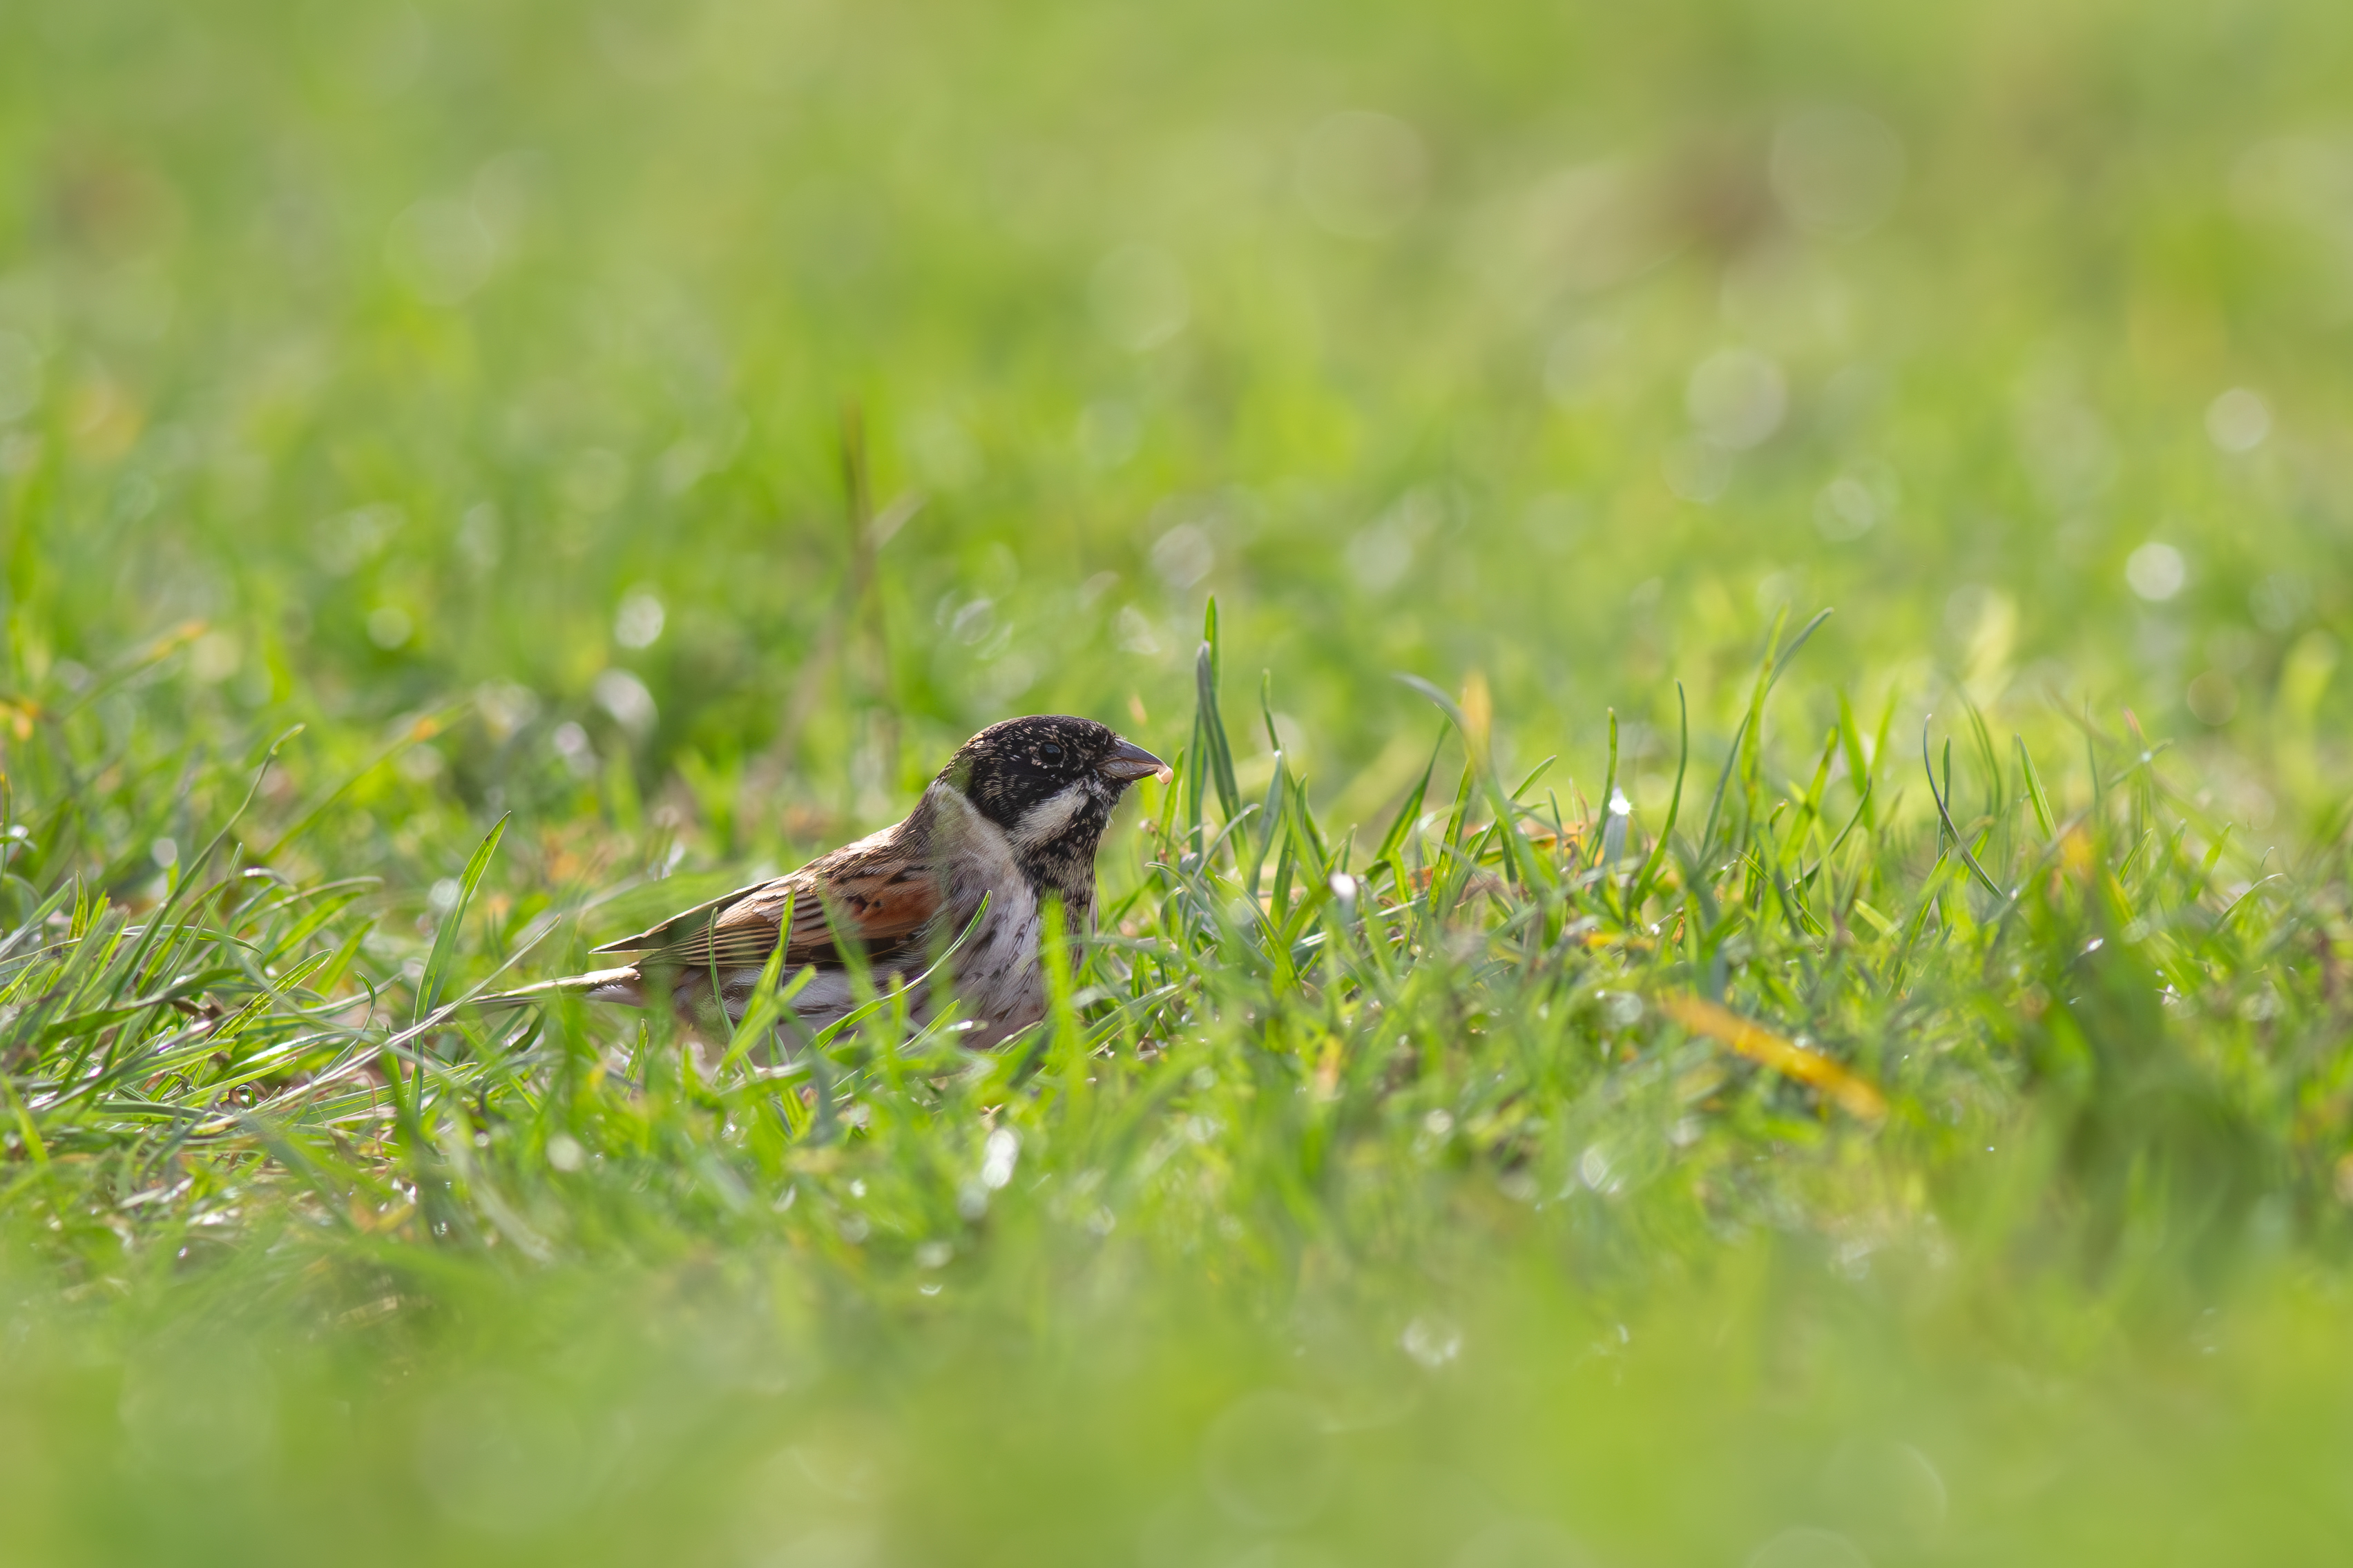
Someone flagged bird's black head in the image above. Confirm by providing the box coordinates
[943,715,1166,845]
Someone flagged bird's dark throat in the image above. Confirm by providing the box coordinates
[1015,795,1114,920]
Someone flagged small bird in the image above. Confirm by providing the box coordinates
[513,715,1166,1048]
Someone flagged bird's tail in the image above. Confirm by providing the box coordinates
[472,965,646,1011]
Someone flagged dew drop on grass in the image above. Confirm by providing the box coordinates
[593,668,657,735]
[947,596,995,643]
[2126,542,2186,602]
[613,590,664,648]
[980,1127,1019,1190]
[2186,670,2239,725]
[1814,460,1899,541]
[1115,605,1162,655]
[1401,1315,1463,1368]
[1602,789,1629,862]
[552,720,597,777]
[1151,523,1214,588]
[189,630,241,682]
[366,605,413,648]
[2206,387,2271,452]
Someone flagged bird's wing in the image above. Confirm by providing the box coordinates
[590,828,940,974]
[589,882,764,956]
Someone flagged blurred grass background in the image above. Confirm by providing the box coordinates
[8,0,2353,1562]
[11,0,2352,864]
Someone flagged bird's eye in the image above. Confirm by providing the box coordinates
[1039,742,1064,762]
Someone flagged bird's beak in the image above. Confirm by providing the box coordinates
[1099,737,1171,784]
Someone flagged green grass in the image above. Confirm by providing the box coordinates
[8,0,2353,1561]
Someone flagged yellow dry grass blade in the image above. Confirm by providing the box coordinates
[1656,994,1886,1121]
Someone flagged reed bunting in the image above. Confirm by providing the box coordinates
[513,715,1166,1047]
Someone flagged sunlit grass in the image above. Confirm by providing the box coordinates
[6,599,2350,1561]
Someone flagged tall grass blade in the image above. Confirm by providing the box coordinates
[1196,599,1241,824]
[1631,682,1689,909]
[1920,722,2004,898]
[414,813,510,1027]
[2017,734,2057,840]
[1371,726,1443,875]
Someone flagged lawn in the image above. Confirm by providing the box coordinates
[6,0,2353,1562]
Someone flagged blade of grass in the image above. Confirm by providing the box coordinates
[1595,707,1621,867]
[2016,734,2057,840]
[414,814,510,1028]
[1630,683,1689,910]
[1196,599,1240,825]
[1920,722,2004,898]
[1700,608,1832,858]
[1372,725,1445,872]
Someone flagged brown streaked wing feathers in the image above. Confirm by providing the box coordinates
[589,882,760,956]
[589,840,940,974]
